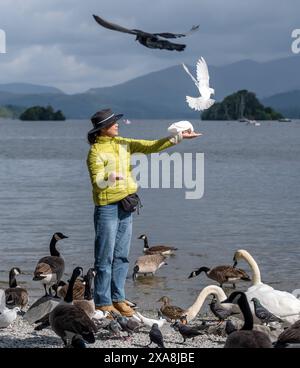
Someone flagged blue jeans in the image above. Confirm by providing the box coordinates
[93,203,133,306]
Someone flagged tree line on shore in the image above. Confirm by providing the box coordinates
[0,105,65,120]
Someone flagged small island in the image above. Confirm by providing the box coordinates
[19,105,66,121]
[202,90,283,121]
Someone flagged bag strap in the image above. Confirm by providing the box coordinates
[136,194,143,215]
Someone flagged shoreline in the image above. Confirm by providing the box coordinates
[0,310,227,349]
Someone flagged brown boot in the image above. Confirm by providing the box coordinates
[113,301,135,317]
[95,305,121,319]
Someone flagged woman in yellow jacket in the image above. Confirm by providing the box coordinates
[87,108,200,317]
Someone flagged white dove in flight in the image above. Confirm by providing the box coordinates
[182,57,215,111]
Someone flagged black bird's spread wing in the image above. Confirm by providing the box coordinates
[93,14,138,35]
[154,25,199,39]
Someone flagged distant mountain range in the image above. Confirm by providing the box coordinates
[0,56,299,119]
[262,90,300,118]
[0,83,63,95]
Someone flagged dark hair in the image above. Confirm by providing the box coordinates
[87,131,100,145]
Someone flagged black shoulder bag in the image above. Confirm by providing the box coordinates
[120,193,143,214]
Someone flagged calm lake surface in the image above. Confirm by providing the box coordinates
[0,118,299,311]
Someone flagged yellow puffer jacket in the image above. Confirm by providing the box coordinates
[87,135,179,205]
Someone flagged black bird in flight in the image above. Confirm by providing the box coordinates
[93,14,199,52]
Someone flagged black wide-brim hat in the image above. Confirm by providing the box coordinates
[88,108,123,136]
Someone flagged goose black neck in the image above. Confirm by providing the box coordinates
[197,267,210,275]
[144,237,149,248]
[65,271,78,303]
[84,275,92,301]
[50,236,60,257]
[237,293,253,330]
[9,271,17,288]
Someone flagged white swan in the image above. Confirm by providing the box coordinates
[132,311,167,328]
[183,285,240,322]
[0,289,19,328]
[233,250,300,325]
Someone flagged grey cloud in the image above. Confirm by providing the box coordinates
[0,0,299,93]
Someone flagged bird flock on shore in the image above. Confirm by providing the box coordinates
[0,12,298,349]
[1,232,300,349]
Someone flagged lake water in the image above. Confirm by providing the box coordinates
[0,118,299,312]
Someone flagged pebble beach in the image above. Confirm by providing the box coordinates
[0,309,228,349]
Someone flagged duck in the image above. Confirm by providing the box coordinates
[233,249,300,325]
[188,265,251,288]
[222,291,272,348]
[33,232,68,296]
[132,254,167,280]
[5,267,29,310]
[157,296,185,321]
[0,289,19,328]
[138,234,178,255]
[49,266,97,347]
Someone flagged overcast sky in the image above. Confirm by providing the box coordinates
[0,0,299,93]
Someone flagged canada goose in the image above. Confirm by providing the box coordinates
[132,254,167,280]
[57,268,95,301]
[71,335,87,348]
[33,232,68,296]
[188,265,251,288]
[147,323,165,348]
[5,267,29,310]
[233,249,300,325]
[251,297,283,325]
[0,289,19,328]
[56,280,84,300]
[73,268,96,319]
[138,234,178,255]
[225,320,237,335]
[171,321,204,343]
[23,285,60,326]
[221,291,272,348]
[49,266,97,347]
[274,320,300,348]
[157,296,185,321]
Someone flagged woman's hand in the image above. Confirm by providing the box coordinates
[182,130,203,139]
[108,172,124,182]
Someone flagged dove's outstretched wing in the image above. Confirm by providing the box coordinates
[182,63,198,88]
[196,57,210,89]
[186,96,215,111]
[154,25,200,39]
[93,15,138,35]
